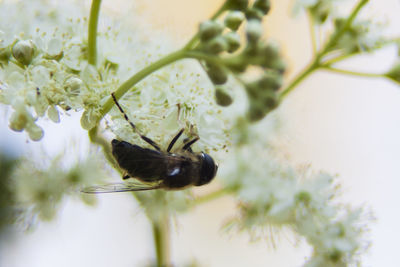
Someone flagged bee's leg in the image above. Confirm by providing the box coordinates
[182,137,200,151]
[122,171,130,180]
[167,128,184,152]
[111,93,161,151]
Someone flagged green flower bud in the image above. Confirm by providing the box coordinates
[199,20,224,42]
[224,11,245,31]
[246,93,278,122]
[246,20,262,44]
[0,46,11,63]
[224,32,241,53]
[253,0,271,15]
[12,40,35,65]
[215,87,233,106]
[245,7,264,21]
[225,56,247,73]
[203,36,228,54]
[309,2,330,24]
[258,42,279,59]
[226,0,248,11]
[206,63,228,85]
[257,72,283,91]
[385,62,400,84]
[247,101,265,121]
[273,58,287,73]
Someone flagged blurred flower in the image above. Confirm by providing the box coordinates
[220,119,369,266]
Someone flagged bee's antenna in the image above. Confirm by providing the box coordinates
[111,93,161,151]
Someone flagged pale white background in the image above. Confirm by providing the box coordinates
[1,0,400,266]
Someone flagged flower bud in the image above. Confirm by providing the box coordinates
[203,36,228,54]
[47,105,60,123]
[12,40,35,65]
[9,110,28,132]
[245,7,264,21]
[80,109,99,130]
[224,11,245,31]
[215,87,233,106]
[199,20,223,42]
[0,46,11,63]
[226,0,248,11]
[246,20,262,44]
[206,63,228,85]
[253,0,271,15]
[225,56,247,73]
[26,122,44,141]
[257,72,283,91]
[224,32,241,53]
[65,77,83,94]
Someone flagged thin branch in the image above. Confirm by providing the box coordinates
[321,66,385,78]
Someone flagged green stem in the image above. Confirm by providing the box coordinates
[88,126,117,168]
[278,0,369,101]
[152,214,170,267]
[307,10,317,55]
[322,53,357,66]
[278,60,319,102]
[184,50,226,66]
[88,0,102,66]
[99,49,187,119]
[321,66,385,78]
[191,188,231,207]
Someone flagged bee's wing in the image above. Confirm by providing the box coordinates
[81,181,163,194]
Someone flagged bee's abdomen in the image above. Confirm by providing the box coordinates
[111,140,167,182]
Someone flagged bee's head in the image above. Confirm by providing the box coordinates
[196,153,218,186]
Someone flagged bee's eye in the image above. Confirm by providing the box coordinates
[196,153,217,186]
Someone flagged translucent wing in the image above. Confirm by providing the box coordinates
[81,181,163,194]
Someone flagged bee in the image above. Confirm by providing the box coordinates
[81,93,218,193]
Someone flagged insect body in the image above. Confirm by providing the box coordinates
[82,93,218,193]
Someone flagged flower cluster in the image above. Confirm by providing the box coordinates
[220,137,369,266]
[190,0,286,121]
[295,0,387,54]
[0,149,107,229]
[0,1,109,140]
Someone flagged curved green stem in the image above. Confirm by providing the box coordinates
[88,0,102,66]
[99,49,187,119]
[321,66,385,78]
[278,60,319,102]
[88,126,117,168]
[191,187,231,208]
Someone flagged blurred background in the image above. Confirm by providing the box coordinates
[1,0,400,266]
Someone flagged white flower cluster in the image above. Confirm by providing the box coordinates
[0,0,229,152]
[7,151,107,227]
[221,137,368,266]
[0,0,107,140]
[108,60,230,153]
